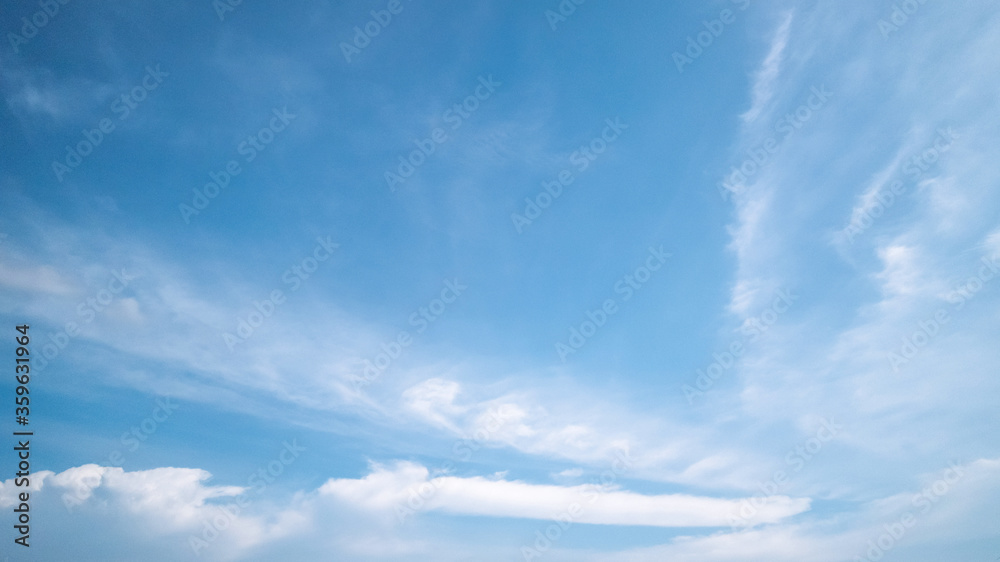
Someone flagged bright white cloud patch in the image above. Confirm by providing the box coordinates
[320,461,810,527]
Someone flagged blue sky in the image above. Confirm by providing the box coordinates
[2,0,1000,560]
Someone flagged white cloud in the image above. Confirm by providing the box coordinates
[401,378,465,431]
[0,262,76,295]
[741,12,794,123]
[8,457,999,560]
[0,63,115,122]
[320,461,810,528]
[874,244,924,298]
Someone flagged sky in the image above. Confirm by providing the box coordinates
[1,0,1000,560]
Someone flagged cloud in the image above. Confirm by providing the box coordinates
[0,60,116,123]
[7,456,999,561]
[401,378,465,430]
[0,262,76,295]
[321,461,810,527]
[874,244,925,298]
[741,12,794,123]
[585,458,1000,562]
[711,3,1000,496]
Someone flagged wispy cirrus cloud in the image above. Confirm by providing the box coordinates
[741,11,793,123]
